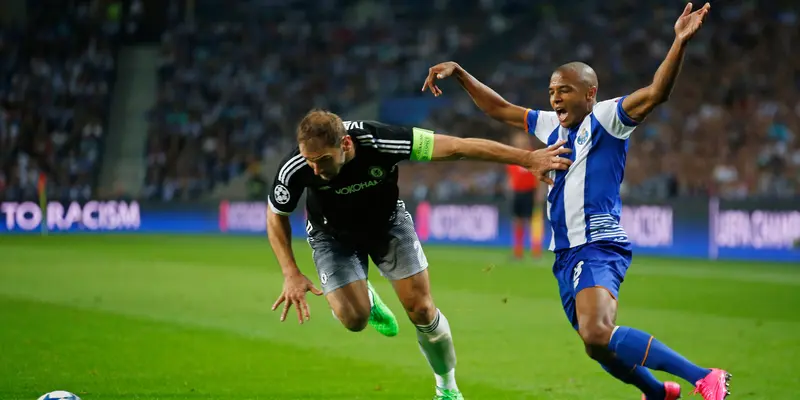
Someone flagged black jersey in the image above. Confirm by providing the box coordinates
[268,120,435,239]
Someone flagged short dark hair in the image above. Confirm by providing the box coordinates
[296,109,346,148]
[554,61,598,88]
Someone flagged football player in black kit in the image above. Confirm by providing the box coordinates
[267,109,571,399]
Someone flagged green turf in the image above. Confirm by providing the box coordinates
[1,235,798,399]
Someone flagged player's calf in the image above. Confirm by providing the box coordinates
[576,287,671,398]
[392,270,461,398]
[609,326,731,399]
[601,359,673,400]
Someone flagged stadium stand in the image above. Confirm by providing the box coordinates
[0,0,119,202]
[3,0,796,203]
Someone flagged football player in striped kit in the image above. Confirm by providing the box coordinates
[422,3,731,400]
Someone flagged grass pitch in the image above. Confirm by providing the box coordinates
[1,235,798,399]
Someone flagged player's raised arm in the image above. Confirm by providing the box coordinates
[267,152,322,324]
[621,2,710,123]
[422,61,527,130]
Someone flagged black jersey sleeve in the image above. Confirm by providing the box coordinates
[267,148,307,216]
[348,120,436,164]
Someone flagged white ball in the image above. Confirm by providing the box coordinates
[37,391,81,400]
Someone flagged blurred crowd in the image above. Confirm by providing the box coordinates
[0,0,120,202]
[3,0,798,203]
[144,0,522,200]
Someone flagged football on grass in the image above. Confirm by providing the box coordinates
[38,391,81,400]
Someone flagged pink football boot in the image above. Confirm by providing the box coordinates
[692,369,731,400]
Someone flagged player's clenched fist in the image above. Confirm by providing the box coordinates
[526,139,572,186]
[271,272,323,324]
[421,61,460,96]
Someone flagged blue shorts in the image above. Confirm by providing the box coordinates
[553,241,632,330]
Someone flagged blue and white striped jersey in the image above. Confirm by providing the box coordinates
[525,97,638,252]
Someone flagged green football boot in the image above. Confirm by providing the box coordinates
[433,388,464,400]
[367,280,399,337]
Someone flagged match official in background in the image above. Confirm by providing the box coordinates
[506,132,545,259]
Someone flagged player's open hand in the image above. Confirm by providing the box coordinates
[674,2,710,43]
[272,272,323,324]
[422,61,460,96]
[527,140,572,186]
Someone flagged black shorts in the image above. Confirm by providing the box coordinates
[511,190,534,218]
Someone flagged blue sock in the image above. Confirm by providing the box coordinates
[609,326,711,384]
[600,359,665,399]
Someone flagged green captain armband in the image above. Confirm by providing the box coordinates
[411,127,435,162]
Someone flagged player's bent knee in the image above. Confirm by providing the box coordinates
[578,322,615,348]
[326,280,372,332]
[402,297,436,326]
[329,297,371,332]
[578,323,616,362]
[337,311,370,332]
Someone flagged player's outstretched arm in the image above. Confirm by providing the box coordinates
[422,61,527,130]
[430,134,572,185]
[267,208,323,324]
[370,120,568,183]
[621,2,710,123]
[266,209,301,279]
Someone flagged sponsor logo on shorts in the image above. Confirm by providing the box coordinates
[320,272,328,285]
[273,185,291,204]
[335,180,379,195]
